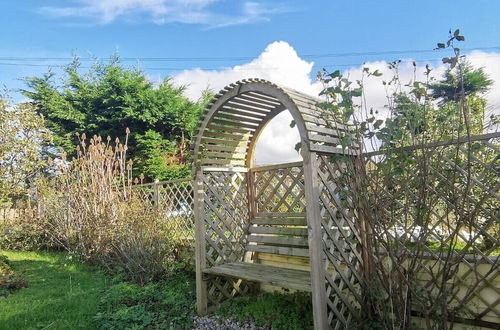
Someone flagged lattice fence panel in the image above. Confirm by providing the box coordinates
[364,134,499,325]
[317,154,363,329]
[254,165,306,213]
[202,170,251,307]
[131,178,194,243]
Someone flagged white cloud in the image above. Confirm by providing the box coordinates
[174,41,321,165]
[173,42,500,164]
[467,51,500,130]
[38,0,292,27]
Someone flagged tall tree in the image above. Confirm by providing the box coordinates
[22,57,208,180]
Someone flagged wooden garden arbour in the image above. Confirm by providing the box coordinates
[192,79,365,329]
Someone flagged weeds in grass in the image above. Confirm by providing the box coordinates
[215,291,313,330]
[95,272,196,329]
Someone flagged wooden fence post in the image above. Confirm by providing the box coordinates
[194,170,208,315]
[153,179,160,210]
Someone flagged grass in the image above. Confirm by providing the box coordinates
[0,250,109,330]
[0,250,315,330]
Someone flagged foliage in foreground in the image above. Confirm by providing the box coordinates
[317,30,499,329]
[215,291,314,330]
[0,254,28,297]
[95,272,196,330]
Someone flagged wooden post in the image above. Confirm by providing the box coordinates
[194,170,208,315]
[302,148,329,330]
[245,169,257,263]
[153,179,160,210]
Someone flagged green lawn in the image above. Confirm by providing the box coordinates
[0,250,108,330]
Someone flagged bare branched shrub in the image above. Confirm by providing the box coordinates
[41,131,187,283]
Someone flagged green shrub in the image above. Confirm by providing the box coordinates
[215,291,314,330]
[0,254,28,297]
[0,219,56,251]
[95,271,196,329]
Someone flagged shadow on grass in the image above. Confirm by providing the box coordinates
[0,251,108,330]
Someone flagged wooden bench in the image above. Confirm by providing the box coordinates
[203,213,311,291]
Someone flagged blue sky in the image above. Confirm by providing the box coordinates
[2,0,500,96]
[2,1,500,163]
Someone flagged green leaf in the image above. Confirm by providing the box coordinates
[329,70,341,79]
[351,88,362,97]
[372,70,383,77]
[289,120,296,128]
[454,29,460,37]
[456,35,465,41]
[374,119,384,129]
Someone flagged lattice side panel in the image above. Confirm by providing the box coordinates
[254,166,306,213]
[158,180,194,242]
[364,136,500,324]
[318,154,363,329]
[131,179,195,244]
[202,171,251,307]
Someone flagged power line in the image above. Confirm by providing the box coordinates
[1,46,499,63]
[1,54,499,72]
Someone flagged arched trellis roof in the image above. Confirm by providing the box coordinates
[192,78,355,169]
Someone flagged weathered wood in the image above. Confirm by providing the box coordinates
[214,112,263,124]
[201,158,246,166]
[252,161,304,172]
[194,170,208,315]
[248,235,309,246]
[363,131,500,157]
[201,137,250,147]
[303,149,329,330]
[204,152,246,160]
[248,226,307,236]
[251,216,307,226]
[203,131,251,141]
[204,262,311,292]
[245,245,310,258]
[191,79,363,329]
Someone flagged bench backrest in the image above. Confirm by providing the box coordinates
[245,212,309,258]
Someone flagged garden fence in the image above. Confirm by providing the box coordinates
[131,178,195,243]
[363,132,499,327]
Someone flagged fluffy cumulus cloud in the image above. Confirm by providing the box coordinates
[38,0,291,27]
[173,42,500,164]
[174,41,322,165]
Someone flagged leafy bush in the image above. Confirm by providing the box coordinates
[0,254,28,297]
[0,217,56,251]
[95,272,196,329]
[215,291,313,330]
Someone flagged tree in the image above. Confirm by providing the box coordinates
[22,57,208,181]
[431,61,492,103]
[0,98,52,205]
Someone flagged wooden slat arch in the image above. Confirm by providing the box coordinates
[192,79,364,330]
[192,78,357,168]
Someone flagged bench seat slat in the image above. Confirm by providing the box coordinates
[203,262,311,292]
